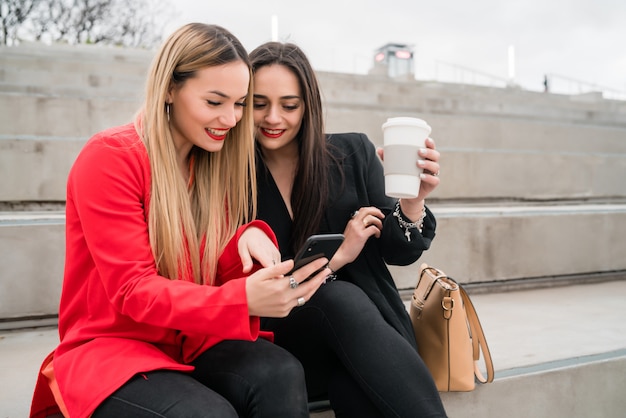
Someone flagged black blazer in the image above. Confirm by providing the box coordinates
[256,132,436,348]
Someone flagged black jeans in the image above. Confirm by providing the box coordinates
[92,339,309,418]
[262,280,448,418]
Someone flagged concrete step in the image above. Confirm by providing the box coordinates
[319,71,626,127]
[0,93,137,137]
[391,202,626,287]
[2,281,625,417]
[326,109,626,154]
[4,90,626,155]
[0,212,65,321]
[2,204,626,321]
[0,79,144,99]
[0,136,85,202]
[0,43,151,94]
[437,353,626,418]
[3,44,626,154]
[434,148,626,201]
[6,42,626,127]
[2,134,625,203]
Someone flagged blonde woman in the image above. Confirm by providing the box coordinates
[29,24,329,418]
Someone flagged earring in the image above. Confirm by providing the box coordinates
[165,103,171,122]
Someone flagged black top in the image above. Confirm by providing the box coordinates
[256,132,436,348]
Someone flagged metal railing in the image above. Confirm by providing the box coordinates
[545,73,626,101]
[434,60,512,89]
[431,61,626,101]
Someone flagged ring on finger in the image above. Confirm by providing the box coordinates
[297,297,306,307]
[289,275,298,289]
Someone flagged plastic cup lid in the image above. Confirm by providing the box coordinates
[382,117,430,130]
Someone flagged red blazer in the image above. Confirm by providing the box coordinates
[30,123,276,418]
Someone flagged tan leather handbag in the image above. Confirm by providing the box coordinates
[410,264,494,391]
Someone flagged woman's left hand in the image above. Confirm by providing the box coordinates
[377,137,440,204]
[238,226,282,273]
[414,137,441,202]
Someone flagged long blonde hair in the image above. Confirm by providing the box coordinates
[136,23,256,284]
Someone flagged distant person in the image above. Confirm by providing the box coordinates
[544,74,550,92]
[29,23,330,418]
[248,41,448,417]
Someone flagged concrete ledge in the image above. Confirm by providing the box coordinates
[440,354,626,418]
[390,203,626,288]
[311,353,626,418]
[0,212,65,319]
[2,204,626,320]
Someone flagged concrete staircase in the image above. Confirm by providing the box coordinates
[1,42,626,417]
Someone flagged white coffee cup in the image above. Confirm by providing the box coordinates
[381,117,432,199]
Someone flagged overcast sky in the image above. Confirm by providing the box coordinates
[164,0,626,97]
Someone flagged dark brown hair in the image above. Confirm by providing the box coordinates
[249,42,333,253]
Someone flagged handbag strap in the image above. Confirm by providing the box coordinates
[460,286,495,384]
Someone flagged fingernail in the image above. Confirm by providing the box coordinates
[417,159,426,167]
[420,173,427,179]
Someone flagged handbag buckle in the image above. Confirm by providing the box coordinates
[442,296,454,319]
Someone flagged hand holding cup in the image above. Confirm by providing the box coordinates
[381,117,439,201]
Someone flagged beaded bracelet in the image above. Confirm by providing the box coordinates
[392,200,426,242]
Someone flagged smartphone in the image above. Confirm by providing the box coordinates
[287,233,345,276]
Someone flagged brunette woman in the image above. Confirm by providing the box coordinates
[249,42,448,417]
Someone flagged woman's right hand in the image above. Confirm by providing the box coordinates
[245,258,330,317]
[329,206,384,271]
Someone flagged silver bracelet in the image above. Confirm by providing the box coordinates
[323,263,338,284]
[392,200,426,242]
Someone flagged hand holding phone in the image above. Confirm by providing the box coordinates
[287,233,344,276]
